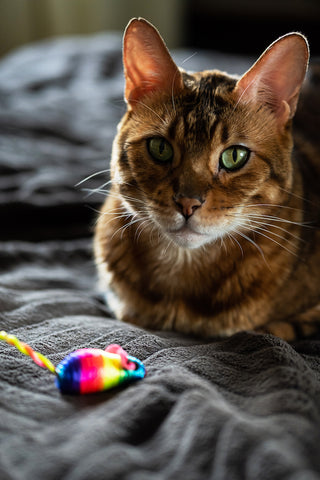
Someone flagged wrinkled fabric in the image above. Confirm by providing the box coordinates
[0,34,320,480]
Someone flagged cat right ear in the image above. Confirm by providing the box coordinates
[123,18,183,108]
[234,33,309,125]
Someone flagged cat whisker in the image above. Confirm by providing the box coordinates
[240,220,298,250]
[111,183,146,200]
[231,75,257,114]
[111,213,150,241]
[235,203,302,212]
[85,205,104,217]
[181,52,198,66]
[75,169,111,187]
[236,219,299,258]
[170,70,180,115]
[92,178,137,195]
[97,195,153,231]
[149,222,165,247]
[148,223,158,246]
[154,225,176,257]
[161,235,176,258]
[87,205,136,229]
[252,221,303,245]
[81,182,113,199]
[78,175,141,200]
[219,235,229,256]
[226,232,244,258]
[98,205,133,222]
[228,205,308,223]
[134,218,153,242]
[228,214,306,243]
[278,185,314,204]
[232,228,268,266]
[241,213,312,227]
[102,210,133,219]
[104,189,147,208]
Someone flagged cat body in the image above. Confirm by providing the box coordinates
[94,18,320,340]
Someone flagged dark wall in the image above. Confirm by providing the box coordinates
[185,0,320,56]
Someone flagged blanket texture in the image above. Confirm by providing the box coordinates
[0,33,320,480]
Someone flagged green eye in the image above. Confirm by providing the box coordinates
[147,137,173,162]
[220,146,250,171]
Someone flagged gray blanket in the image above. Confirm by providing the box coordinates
[0,33,320,480]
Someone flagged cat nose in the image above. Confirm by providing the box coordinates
[173,195,203,220]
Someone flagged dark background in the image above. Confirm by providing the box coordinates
[186,0,320,55]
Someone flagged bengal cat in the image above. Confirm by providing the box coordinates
[94,18,320,340]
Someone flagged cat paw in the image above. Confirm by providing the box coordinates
[257,305,320,341]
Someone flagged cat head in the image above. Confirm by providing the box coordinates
[111,18,309,249]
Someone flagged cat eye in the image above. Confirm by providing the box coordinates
[220,146,250,171]
[147,137,173,163]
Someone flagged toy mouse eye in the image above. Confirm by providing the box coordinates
[147,137,173,162]
[220,146,250,171]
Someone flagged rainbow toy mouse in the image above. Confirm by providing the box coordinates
[0,331,146,394]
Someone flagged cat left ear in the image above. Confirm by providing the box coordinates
[234,33,309,125]
[123,18,183,108]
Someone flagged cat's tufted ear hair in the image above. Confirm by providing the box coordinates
[123,18,183,108]
[234,33,309,125]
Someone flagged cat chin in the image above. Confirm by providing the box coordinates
[165,225,217,250]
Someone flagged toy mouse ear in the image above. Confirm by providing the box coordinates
[234,33,309,125]
[123,18,183,107]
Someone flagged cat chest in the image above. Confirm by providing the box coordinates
[116,251,247,315]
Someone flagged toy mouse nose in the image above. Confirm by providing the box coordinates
[173,195,203,220]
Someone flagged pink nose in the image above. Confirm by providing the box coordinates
[174,196,203,220]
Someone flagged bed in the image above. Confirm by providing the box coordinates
[0,32,320,480]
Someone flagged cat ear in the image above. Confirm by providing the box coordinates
[234,33,309,124]
[123,18,183,107]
